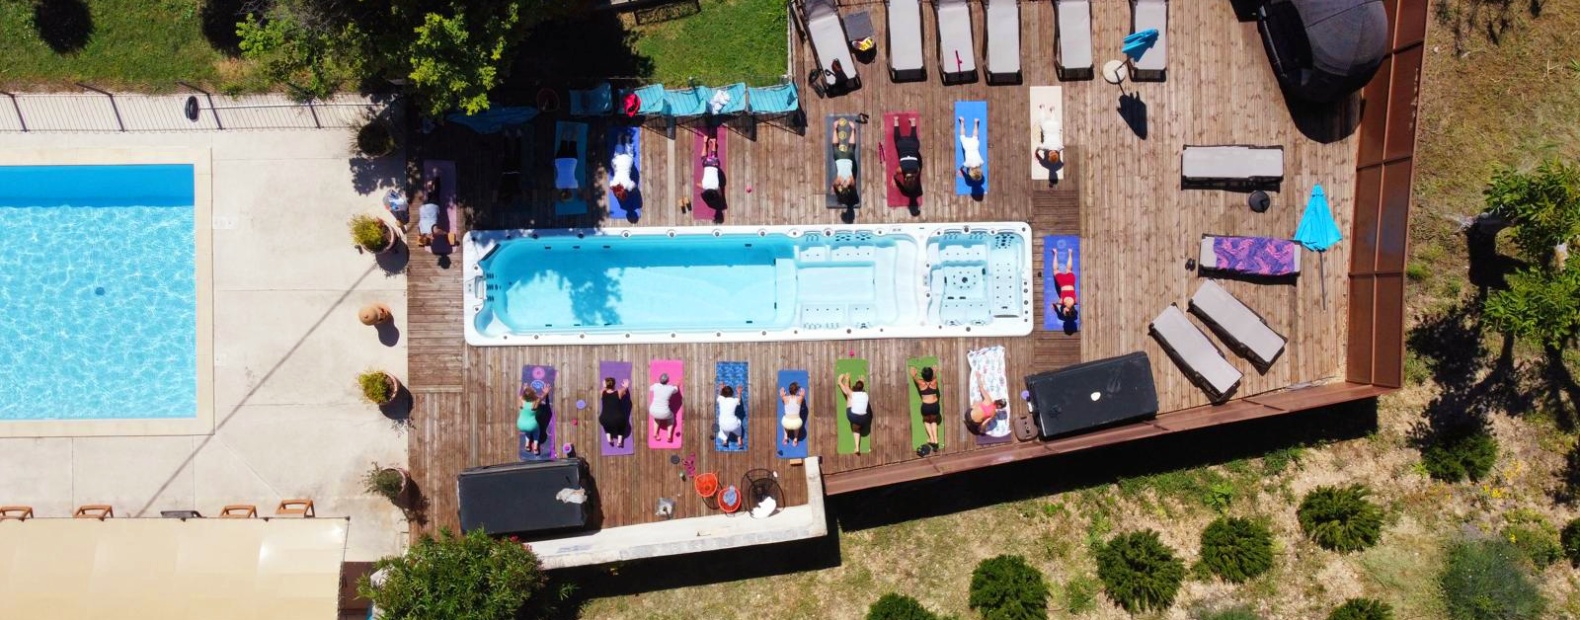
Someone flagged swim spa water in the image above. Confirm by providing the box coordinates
[0,165,197,420]
[467,223,1033,345]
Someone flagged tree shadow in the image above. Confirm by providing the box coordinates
[199,0,253,56]
[1466,222,1528,293]
[503,11,655,101]
[32,0,94,54]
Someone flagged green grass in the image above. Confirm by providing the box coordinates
[0,0,235,89]
[631,0,787,86]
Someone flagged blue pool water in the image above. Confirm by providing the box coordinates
[0,165,197,421]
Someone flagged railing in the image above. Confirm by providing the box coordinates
[0,84,392,133]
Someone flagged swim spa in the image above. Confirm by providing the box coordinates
[464,223,1033,345]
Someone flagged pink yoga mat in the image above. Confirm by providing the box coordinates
[691,126,727,221]
[648,359,685,449]
[599,361,635,456]
[882,111,921,208]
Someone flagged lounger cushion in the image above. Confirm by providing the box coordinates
[1132,0,1168,74]
[889,0,924,75]
[987,0,1021,76]
[1190,281,1286,367]
[1150,305,1241,398]
[1057,0,1093,71]
[1198,235,1300,275]
[1181,146,1284,180]
[937,0,977,73]
[808,0,858,82]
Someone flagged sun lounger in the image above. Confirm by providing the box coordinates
[937,0,978,84]
[985,0,1022,84]
[1199,235,1300,276]
[622,84,669,117]
[804,0,861,91]
[276,499,316,517]
[825,114,862,209]
[1149,305,1241,401]
[710,83,748,116]
[220,505,258,518]
[748,82,800,117]
[1181,145,1285,187]
[887,0,926,82]
[568,82,612,116]
[1055,0,1094,80]
[1189,280,1287,369]
[73,505,114,519]
[0,506,34,520]
[1130,0,1169,81]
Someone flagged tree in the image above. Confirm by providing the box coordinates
[1483,159,1580,268]
[968,555,1050,620]
[1095,530,1186,613]
[1484,265,1580,350]
[358,528,545,620]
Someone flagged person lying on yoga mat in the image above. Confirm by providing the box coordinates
[831,118,858,205]
[957,116,984,185]
[698,136,723,203]
[716,384,744,448]
[599,377,631,448]
[518,385,550,454]
[1053,248,1078,322]
[610,130,637,202]
[891,116,922,196]
[780,382,805,447]
[965,370,1007,435]
[838,373,873,438]
[1034,104,1065,168]
[910,366,942,453]
[553,126,581,202]
[649,373,680,442]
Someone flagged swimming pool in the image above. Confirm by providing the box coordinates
[0,164,199,421]
[465,223,1033,345]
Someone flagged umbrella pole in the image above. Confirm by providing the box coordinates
[1318,251,1327,309]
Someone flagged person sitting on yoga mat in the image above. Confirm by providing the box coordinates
[649,373,680,442]
[1034,104,1065,168]
[553,126,580,202]
[610,130,637,202]
[957,116,985,185]
[965,370,1007,436]
[780,382,805,447]
[838,373,873,438]
[698,136,724,203]
[831,118,858,205]
[1053,248,1078,322]
[716,384,744,448]
[909,366,942,454]
[518,385,550,454]
[891,115,922,196]
[599,377,631,448]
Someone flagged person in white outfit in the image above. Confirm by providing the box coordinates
[649,373,680,442]
[609,130,637,202]
[553,125,580,202]
[698,136,722,203]
[779,382,805,447]
[957,116,985,185]
[1035,104,1065,169]
[716,384,743,447]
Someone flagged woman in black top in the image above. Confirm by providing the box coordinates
[892,115,922,197]
[910,366,941,453]
[599,377,631,448]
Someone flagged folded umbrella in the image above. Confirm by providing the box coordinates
[1293,183,1344,307]
[1123,29,1159,62]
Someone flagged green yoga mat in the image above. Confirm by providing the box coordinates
[907,356,943,451]
[834,358,871,454]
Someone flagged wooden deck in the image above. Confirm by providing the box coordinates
[407,0,1356,537]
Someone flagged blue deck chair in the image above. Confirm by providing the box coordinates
[709,83,749,116]
[568,82,612,116]
[621,84,669,117]
[746,82,803,137]
[663,85,709,137]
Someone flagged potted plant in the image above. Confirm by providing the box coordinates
[359,303,393,326]
[358,369,400,405]
[349,214,393,254]
[354,119,398,158]
[364,463,412,507]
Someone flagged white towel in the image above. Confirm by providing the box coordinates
[968,346,1013,438]
[709,89,732,114]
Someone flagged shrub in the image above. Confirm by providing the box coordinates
[1297,485,1384,553]
[359,528,545,620]
[968,555,1049,620]
[1561,518,1580,566]
[1199,517,1274,583]
[1420,424,1498,482]
[1440,539,1546,620]
[1501,512,1562,569]
[1060,576,1097,614]
[1327,598,1393,620]
[363,463,405,502]
[354,119,398,158]
[1096,530,1186,613]
[358,370,394,404]
[349,214,390,251]
[867,593,938,620]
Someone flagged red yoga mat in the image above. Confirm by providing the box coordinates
[691,126,727,221]
[882,111,921,208]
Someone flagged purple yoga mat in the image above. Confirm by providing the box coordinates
[599,361,635,456]
[976,407,1014,446]
[519,365,557,460]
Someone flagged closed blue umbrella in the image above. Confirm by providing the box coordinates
[1123,29,1159,61]
[446,106,538,135]
[1294,183,1343,306]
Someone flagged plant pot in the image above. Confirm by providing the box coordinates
[377,373,401,406]
[366,223,395,255]
[384,466,413,507]
[359,303,393,326]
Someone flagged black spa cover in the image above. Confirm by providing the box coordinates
[1025,352,1159,439]
[458,458,590,537]
[1258,0,1389,103]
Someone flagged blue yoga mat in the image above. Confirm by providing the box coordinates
[776,369,810,459]
[518,365,558,461]
[606,125,641,220]
[1043,235,1081,333]
[715,361,749,452]
[554,121,589,216]
[954,100,988,197]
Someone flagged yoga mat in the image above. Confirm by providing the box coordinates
[967,347,1014,445]
[598,361,635,456]
[907,356,944,451]
[714,361,749,452]
[953,100,988,197]
[834,358,872,455]
[605,125,642,221]
[1043,235,1082,333]
[553,121,589,216]
[691,125,727,221]
[648,359,684,449]
[882,111,921,208]
[776,369,810,459]
[1029,86,1065,181]
[825,114,862,209]
[518,365,558,461]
